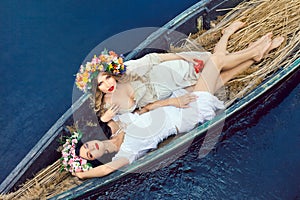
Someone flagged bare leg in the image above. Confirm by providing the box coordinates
[216,60,254,90]
[193,57,221,93]
[215,36,284,91]
[193,33,274,93]
[214,21,246,54]
[213,33,272,72]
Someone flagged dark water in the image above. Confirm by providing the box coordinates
[0,0,299,199]
[93,83,300,199]
[0,0,199,186]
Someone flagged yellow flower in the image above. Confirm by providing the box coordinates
[91,65,97,72]
[98,64,104,71]
[100,55,107,62]
[118,57,123,63]
[82,76,88,83]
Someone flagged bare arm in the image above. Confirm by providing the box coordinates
[152,52,199,63]
[135,93,198,115]
[73,157,129,179]
[125,52,197,77]
[156,53,184,62]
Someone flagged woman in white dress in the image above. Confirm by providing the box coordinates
[75,21,284,123]
[70,27,284,179]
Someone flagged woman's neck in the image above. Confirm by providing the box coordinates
[104,131,125,153]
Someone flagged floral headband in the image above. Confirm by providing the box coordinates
[60,130,92,173]
[75,49,127,92]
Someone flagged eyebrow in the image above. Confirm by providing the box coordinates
[84,144,93,159]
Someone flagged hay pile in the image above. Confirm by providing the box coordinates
[182,0,300,104]
[1,0,299,199]
[0,160,81,200]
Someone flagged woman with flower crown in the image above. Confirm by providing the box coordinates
[75,21,284,123]
[69,30,284,179]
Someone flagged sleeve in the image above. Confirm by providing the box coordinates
[124,53,161,77]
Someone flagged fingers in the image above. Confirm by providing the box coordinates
[175,93,198,108]
[180,105,190,108]
[109,104,120,113]
[184,93,198,102]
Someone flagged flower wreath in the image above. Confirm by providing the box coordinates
[60,130,92,173]
[75,49,127,93]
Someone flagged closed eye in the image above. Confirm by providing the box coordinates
[87,152,94,160]
[84,144,94,159]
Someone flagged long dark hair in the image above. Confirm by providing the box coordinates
[74,141,103,167]
[98,117,112,138]
[74,119,112,167]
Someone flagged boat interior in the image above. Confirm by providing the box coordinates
[1,0,299,199]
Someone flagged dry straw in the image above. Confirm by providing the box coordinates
[1,0,299,199]
[189,0,300,103]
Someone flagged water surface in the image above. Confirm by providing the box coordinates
[0,1,299,199]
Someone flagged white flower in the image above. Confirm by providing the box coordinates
[86,62,92,71]
[79,65,85,73]
[73,132,79,138]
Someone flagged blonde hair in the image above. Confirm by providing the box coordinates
[91,72,116,117]
[92,71,144,118]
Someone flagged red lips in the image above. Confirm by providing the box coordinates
[193,59,204,73]
[108,86,114,92]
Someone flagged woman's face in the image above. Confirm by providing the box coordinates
[97,73,117,93]
[79,140,107,160]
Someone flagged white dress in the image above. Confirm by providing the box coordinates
[112,89,224,163]
[115,51,211,113]
[112,107,178,163]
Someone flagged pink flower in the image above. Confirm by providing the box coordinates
[81,159,87,165]
[60,130,93,173]
[91,56,100,65]
[71,149,76,155]
[62,152,69,158]
[72,139,78,144]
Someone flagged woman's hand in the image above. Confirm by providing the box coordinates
[72,171,85,179]
[135,107,149,115]
[139,93,198,114]
[175,53,205,73]
[170,93,198,108]
[100,104,120,122]
[181,57,204,73]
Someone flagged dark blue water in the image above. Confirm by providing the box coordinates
[0,0,299,199]
[0,0,199,185]
[93,83,300,199]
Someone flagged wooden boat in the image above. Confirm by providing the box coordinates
[1,0,299,199]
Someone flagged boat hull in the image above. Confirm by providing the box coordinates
[1,0,299,198]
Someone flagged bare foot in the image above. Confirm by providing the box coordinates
[265,36,284,55]
[252,33,273,62]
[222,21,246,36]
